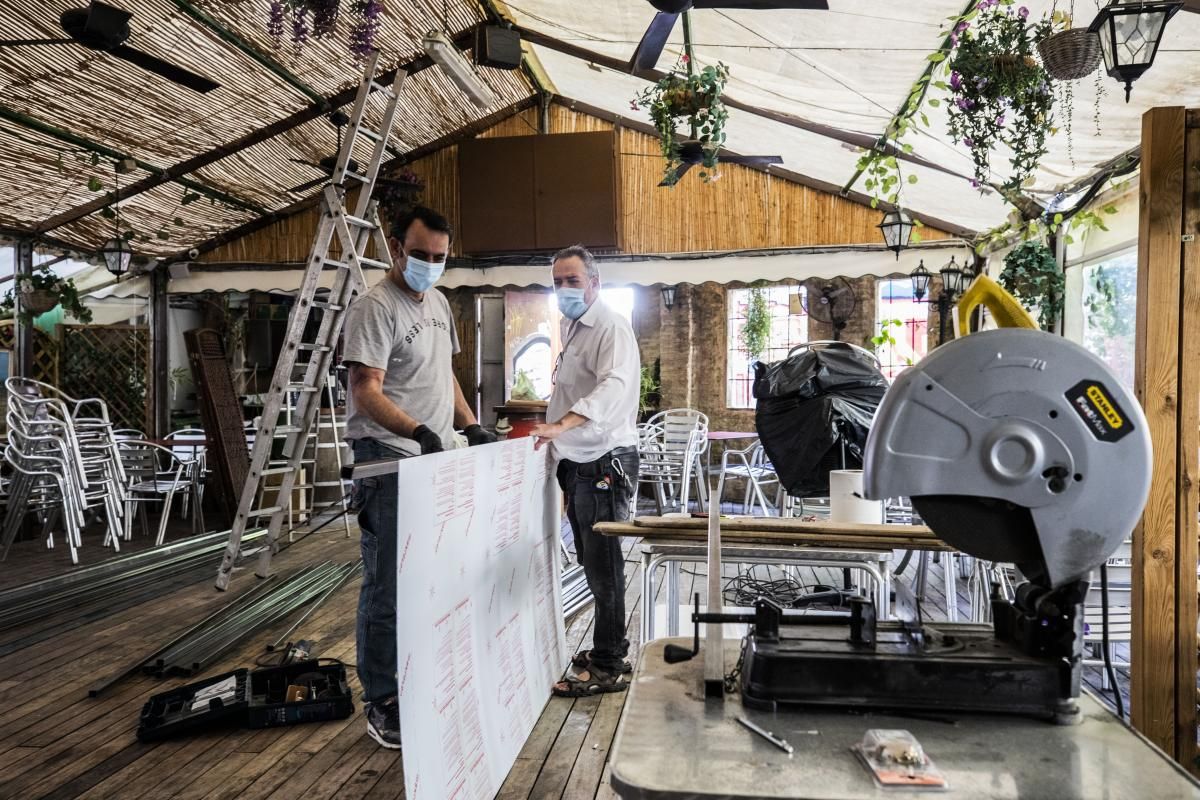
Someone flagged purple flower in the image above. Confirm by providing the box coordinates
[996,114,1005,126]
[975,76,989,89]
[311,0,340,38]
[291,6,309,48]
[956,97,974,111]
[955,20,970,34]
[349,0,384,60]
[1018,6,1029,19]
[970,179,981,188]
[950,71,962,90]
[964,137,975,147]
[268,0,285,45]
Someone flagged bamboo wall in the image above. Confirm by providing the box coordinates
[200,103,951,264]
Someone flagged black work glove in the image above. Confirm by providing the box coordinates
[411,424,444,455]
[464,424,497,447]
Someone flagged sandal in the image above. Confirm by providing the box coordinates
[552,666,629,697]
[571,650,633,674]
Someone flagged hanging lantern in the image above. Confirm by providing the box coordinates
[909,261,932,302]
[1088,1,1182,102]
[878,209,915,260]
[660,285,677,310]
[101,237,133,278]
[940,256,965,298]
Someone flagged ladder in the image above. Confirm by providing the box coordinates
[215,50,405,590]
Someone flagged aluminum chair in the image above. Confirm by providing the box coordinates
[716,441,780,516]
[637,409,709,514]
[119,440,201,545]
[164,428,208,530]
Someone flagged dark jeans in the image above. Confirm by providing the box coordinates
[557,447,639,673]
[351,438,407,705]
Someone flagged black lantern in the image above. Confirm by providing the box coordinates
[661,284,676,310]
[940,256,965,298]
[1089,1,1182,102]
[909,260,932,302]
[101,237,132,278]
[878,208,915,260]
[961,260,977,288]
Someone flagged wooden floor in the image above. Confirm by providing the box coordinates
[0,507,1132,800]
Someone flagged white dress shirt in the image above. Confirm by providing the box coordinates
[547,299,641,463]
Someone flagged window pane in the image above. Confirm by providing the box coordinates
[1081,250,1137,389]
[876,278,928,381]
[726,285,808,408]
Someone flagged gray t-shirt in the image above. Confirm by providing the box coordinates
[342,278,460,456]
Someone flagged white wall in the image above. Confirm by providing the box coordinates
[168,306,204,410]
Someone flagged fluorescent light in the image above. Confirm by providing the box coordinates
[422,29,497,109]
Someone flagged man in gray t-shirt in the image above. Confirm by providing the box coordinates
[341,205,495,750]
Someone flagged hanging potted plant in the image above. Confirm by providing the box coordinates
[946,0,1058,192]
[999,241,1064,330]
[1037,9,1101,81]
[1,265,93,324]
[632,55,731,184]
[740,285,771,361]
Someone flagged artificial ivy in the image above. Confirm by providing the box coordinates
[999,241,1063,330]
[739,285,771,360]
[633,55,731,183]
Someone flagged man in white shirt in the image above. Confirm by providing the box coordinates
[531,245,641,696]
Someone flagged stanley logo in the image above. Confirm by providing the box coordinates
[1086,385,1123,429]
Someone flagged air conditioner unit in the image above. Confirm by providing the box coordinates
[422,29,497,109]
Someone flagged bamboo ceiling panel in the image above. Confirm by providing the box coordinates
[0,0,534,255]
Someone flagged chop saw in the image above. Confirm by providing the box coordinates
[671,319,1151,724]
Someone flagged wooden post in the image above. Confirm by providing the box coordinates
[13,240,33,379]
[1132,105,1198,770]
[150,267,170,438]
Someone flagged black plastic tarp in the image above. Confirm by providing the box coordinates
[753,345,887,497]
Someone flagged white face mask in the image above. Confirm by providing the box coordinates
[556,287,588,320]
[403,255,444,292]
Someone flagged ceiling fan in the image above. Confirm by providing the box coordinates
[630,0,830,73]
[287,111,362,195]
[0,1,220,93]
[646,139,782,186]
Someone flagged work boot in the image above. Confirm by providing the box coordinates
[366,696,402,750]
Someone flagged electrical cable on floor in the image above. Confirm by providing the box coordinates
[1100,561,1125,720]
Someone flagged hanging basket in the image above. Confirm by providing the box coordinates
[990,53,1040,78]
[21,288,58,315]
[1037,29,1101,81]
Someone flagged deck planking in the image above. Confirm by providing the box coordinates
[0,504,1134,800]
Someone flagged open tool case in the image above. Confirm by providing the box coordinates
[137,660,353,741]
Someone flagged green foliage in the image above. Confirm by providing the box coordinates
[869,318,905,352]
[0,265,93,324]
[1000,241,1063,330]
[739,286,771,360]
[639,362,661,415]
[1082,260,1136,386]
[974,199,1118,255]
[511,369,539,401]
[168,366,192,400]
[632,56,730,185]
[946,1,1059,192]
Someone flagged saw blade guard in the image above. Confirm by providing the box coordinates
[863,328,1151,588]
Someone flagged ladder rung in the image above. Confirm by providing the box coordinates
[344,171,370,183]
[314,480,350,488]
[359,256,388,270]
[285,384,320,393]
[274,426,305,435]
[246,506,283,517]
[296,344,332,352]
[322,259,353,270]
[357,127,383,142]
[258,467,294,476]
[344,215,378,230]
[311,301,345,311]
[369,81,395,97]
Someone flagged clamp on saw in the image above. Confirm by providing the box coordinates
[671,274,1152,724]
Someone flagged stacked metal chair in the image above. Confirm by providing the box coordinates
[1,378,128,563]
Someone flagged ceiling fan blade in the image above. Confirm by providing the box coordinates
[0,38,76,46]
[629,11,678,72]
[721,155,784,166]
[659,161,695,187]
[287,176,328,194]
[110,44,220,93]
[691,0,828,8]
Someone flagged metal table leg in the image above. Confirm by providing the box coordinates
[667,559,680,636]
[945,552,959,622]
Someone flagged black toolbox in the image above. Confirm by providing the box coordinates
[137,660,353,742]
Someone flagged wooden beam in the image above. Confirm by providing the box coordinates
[1131,105,1189,763]
[32,28,478,235]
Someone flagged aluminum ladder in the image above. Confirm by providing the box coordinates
[215,50,404,590]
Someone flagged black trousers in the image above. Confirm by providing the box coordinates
[557,447,639,673]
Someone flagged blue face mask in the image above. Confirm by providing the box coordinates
[556,287,588,320]
[403,255,444,293]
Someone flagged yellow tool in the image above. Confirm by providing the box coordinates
[954,273,1038,337]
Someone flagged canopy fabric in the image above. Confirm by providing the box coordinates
[511,0,1200,226]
